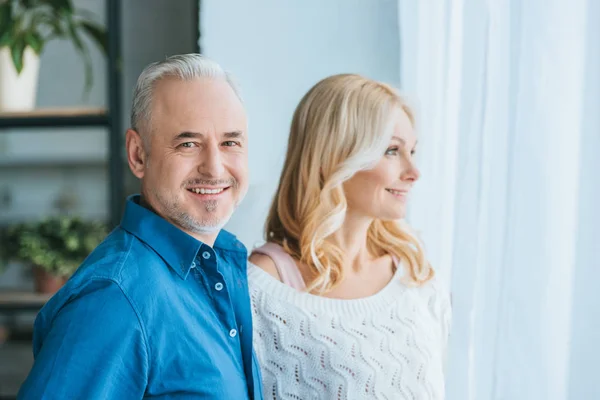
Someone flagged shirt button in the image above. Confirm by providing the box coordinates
[202,251,211,259]
[215,282,223,291]
[190,261,196,268]
[229,329,237,338]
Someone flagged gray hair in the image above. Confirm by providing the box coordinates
[130,53,242,133]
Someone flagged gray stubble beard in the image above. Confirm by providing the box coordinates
[152,180,242,235]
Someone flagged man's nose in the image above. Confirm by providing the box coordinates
[198,143,225,178]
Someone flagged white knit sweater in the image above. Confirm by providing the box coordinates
[248,263,451,400]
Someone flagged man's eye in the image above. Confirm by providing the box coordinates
[180,142,196,148]
[223,141,240,147]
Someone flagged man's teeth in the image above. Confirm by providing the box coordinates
[191,188,225,195]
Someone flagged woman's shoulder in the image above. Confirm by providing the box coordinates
[248,251,282,281]
[414,271,452,327]
[428,270,451,301]
[412,270,451,304]
[248,241,309,291]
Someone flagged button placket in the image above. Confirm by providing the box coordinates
[198,245,239,341]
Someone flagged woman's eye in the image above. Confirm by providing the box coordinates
[385,147,399,156]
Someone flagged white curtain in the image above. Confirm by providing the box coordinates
[398,1,599,399]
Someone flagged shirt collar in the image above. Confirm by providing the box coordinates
[119,195,246,279]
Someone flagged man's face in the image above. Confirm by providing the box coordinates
[127,77,248,242]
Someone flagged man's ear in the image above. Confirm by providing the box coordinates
[126,129,147,179]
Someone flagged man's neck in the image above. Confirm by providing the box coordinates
[139,194,220,247]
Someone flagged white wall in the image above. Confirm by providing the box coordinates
[201,0,401,248]
[567,0,600,397]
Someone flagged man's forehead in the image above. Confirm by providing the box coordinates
[154,77,242,108]
[147,78,246,136]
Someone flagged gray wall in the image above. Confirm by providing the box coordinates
[0,0,108,227]
[0,2,196,394]
[201,0,401,248]
[0,0,197,223]
[0,0,196,288]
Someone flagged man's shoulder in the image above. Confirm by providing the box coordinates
[74,226,152,282]
[35,228,165,330]
[51,227,166,306]
[214,229,247,254]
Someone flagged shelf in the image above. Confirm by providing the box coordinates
[0,156,107,169]
[0,107,109,129]
[0,290,51,313]
[2,327,34,343]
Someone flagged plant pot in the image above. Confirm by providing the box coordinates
[0,47,40,112]
[33,266,65,294]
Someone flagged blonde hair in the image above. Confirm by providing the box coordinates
[266,74,434,293]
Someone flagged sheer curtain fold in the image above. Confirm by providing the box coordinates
[398,1,598,399]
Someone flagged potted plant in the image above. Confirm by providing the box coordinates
[0,0,107,111]
[0,216,107,293]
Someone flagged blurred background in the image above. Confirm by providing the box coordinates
[0,0,597,399]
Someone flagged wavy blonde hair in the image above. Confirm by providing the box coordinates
[265,74,434,293]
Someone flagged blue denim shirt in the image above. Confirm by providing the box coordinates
[18,195,263,399]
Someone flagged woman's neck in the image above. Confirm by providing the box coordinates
[330,213,376,274]
[314,213,395,299]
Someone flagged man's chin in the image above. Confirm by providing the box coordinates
[190,211,234,233]
[192,224,225,235]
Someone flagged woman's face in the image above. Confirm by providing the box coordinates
[343,107,420,221]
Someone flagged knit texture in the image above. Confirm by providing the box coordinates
[248,262,451,400]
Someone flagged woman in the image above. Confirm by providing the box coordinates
[248,74,451,399]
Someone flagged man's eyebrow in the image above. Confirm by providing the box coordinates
[174,131,204,141]
[172,130,245,141]
[223,130,244,139]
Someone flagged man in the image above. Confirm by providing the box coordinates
[18,54,263,399]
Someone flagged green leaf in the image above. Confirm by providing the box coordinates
[2,215,107,276]
[67,17,93,94]
[10,35,26,74]
[18,0,37,8]
[0,30,11,47]
[66,16,83,50]
[40,0,73,13]
[65,235,79,251]
[0,1,12,43]
[25,31,43,54]
[0,2,10,26]
[79,20,106,55]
